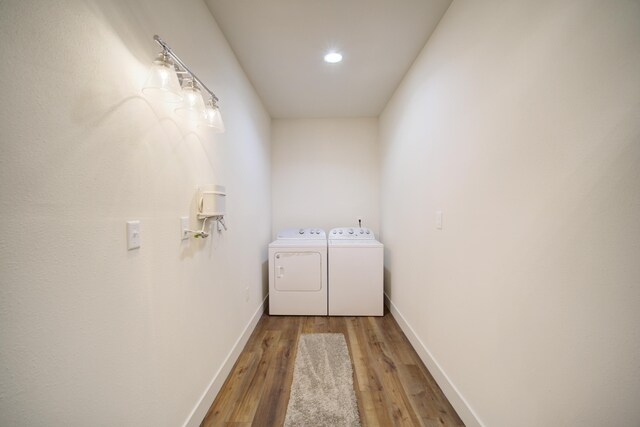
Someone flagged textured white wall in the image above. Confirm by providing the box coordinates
[380,1,640,426]
[271,118,379,237]
[0,1,270,426]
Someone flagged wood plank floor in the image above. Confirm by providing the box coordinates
[201,310,465,427]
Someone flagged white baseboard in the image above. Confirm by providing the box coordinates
[183,295,267,427]
[384,294,484,427]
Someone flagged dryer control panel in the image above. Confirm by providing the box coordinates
[276,227,326,239]
[328,227,375,239]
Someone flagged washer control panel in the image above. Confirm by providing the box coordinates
[328,227,375,239]
[277,227,326,239]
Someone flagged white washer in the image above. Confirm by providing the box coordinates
[269,228,328,315]
[328,227,384,316]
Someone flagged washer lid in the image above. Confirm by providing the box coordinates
[276,227,326,239]
[328,227,375,240]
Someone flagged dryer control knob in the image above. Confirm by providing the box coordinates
[366,230,370,234]
[299,229,305,234]
[339,230,343,234]
[348,229,354,234]
[359,230,364,234]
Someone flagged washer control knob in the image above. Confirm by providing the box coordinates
[299,229,304,234]
[359,229,364,234]
[339,230,343,234]
[348,229,354,234]
[366,230,370,234]
[332,230,337,234]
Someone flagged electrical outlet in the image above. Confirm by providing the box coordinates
[180,216,189,240]
[127,220,141,250]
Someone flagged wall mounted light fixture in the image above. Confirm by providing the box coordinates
[143,35,225,133]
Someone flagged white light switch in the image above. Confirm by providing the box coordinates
[180,216,189,240]
[436,211,443,230]
[127,220,141,250]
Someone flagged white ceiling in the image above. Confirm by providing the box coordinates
[205,0,452,118]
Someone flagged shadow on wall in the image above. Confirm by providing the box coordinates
[384,265,392,300]
[66,91,213,221]
[262,260,269,305]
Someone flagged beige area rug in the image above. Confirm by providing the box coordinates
[284,333,361,427]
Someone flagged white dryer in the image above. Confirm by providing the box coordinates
[328,227,383,316]
[268,228,328,315]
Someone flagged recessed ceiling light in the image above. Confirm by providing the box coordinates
[324,52,343,63]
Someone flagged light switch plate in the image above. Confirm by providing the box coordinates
[127,220,141,250]
[436,211,443,230]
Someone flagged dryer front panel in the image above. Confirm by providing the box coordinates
[273,251,322,291]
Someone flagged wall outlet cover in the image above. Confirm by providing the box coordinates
[180,216,189,240]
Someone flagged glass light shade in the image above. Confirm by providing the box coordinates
[175,78,206,120]
[202,100,225,133]
[142,53,182,103]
